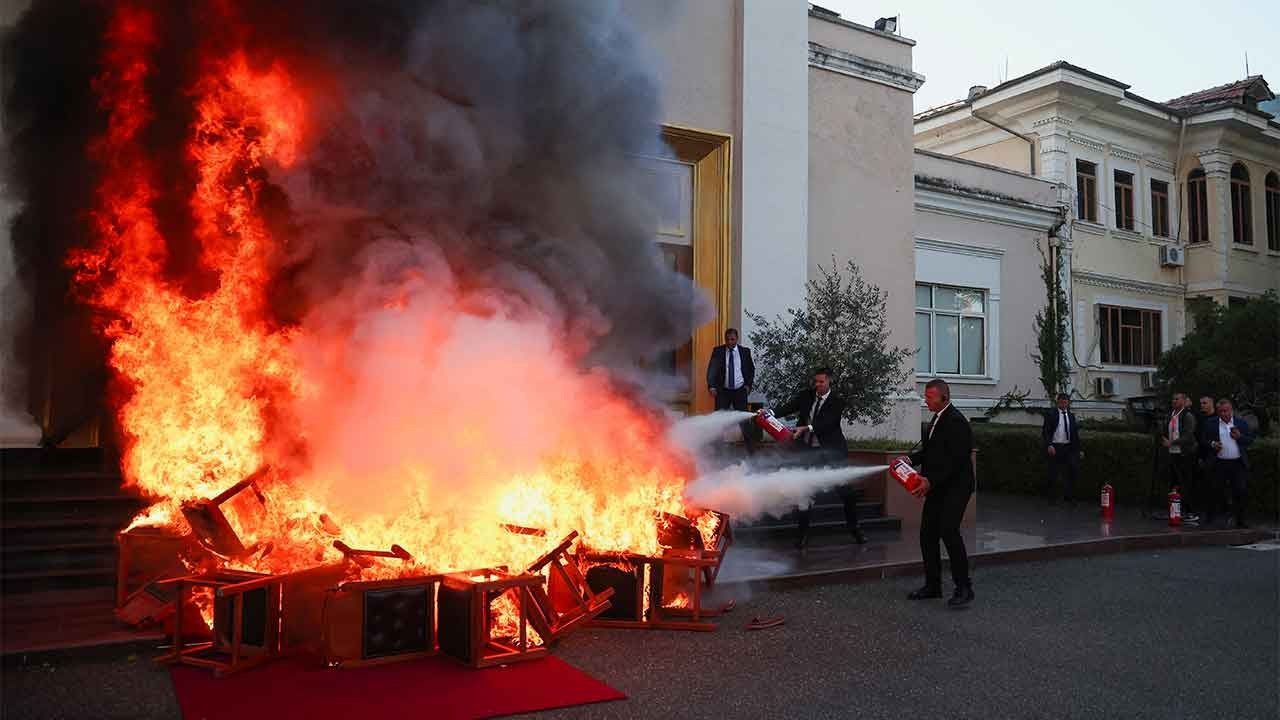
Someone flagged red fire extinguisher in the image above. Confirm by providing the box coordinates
[1167,488,1182,526]
[1100,482,1114,520]
[754,410,793,443]
[890,457,924,495]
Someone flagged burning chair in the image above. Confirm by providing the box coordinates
[180,469,270,559]
[437,568,547,668]
[525,531,614,643]
[157,564,347,676]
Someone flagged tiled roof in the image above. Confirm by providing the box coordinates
[1165,76,1273,109]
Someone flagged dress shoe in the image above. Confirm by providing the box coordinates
[851,528,868,545]
[948,585,975,608]
[907,585,942,600]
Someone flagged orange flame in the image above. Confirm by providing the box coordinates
[83,3,699,608]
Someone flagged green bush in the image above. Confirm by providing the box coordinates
[972,424,1278,517]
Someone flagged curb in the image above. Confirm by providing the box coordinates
[719,527,1275,593]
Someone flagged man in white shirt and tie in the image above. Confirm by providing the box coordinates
[1041,393,1082,506]
[1201,398,1256,528]
[706,328,754,412]
[1161,392,1199,523]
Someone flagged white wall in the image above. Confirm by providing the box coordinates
[739,0,808,353]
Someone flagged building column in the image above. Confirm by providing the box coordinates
[738,0,808,359]
[1199,150,1233,299]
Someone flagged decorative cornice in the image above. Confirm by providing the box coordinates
[915,236,1006,260]
[808,42,925,93]
[1110,145,1141,162]
[914,186,1060,230]
[1032,115,1074,128]
[1073,270,1184,297]
[1068,132,1105,152]
[1145,157,1175,173]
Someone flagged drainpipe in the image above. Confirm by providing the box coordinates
[972,108,1037,175]
[1047,216,1067,392]
[1172,113,1187,289]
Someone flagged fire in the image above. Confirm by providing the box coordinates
[80,2,701,620]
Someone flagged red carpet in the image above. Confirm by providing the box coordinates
[170,655,625,720]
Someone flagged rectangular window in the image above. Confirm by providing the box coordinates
[1267,183,1280,252]
[1150,179,1169,237]
[1098,305,1161,367]
[1187,173,1208,243]
[1231,175,1253,245]
[1076,160,1097,222]
[915,283,986,377]
[1114,170,1134,230]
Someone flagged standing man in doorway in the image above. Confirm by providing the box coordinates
[906,379,975,608]
[1042,393,1082,506]
[706,328,754,412]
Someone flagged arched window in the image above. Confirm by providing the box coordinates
[1266,171,1279,252]
[1187,168,1208,243]
[1230,163,1252,245]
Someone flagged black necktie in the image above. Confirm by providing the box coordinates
[1061,411,1068,437]
[727,348,735,389]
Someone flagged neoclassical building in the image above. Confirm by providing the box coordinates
[915,64,1280,407]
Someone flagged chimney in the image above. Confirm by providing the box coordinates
[967,85,988,102]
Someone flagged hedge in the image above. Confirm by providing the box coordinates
[972,424,1278,517]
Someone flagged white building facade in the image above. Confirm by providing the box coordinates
[915,64,1280,411]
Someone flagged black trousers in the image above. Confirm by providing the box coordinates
[714,386,758,452]
[1045,444,1079,501]
[1214,459,1249,526]
[921,481,973,588]
[1165,453,1198,514]
[713,386,749,411]
[794,445,859,537]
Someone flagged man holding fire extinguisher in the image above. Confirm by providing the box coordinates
[905,379,975,608]
[759,368,866,549]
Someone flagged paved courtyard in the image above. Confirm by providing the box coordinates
[5,545,1277,720]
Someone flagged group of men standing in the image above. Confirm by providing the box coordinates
[706,329,974,608]
[1041,391,1255,528]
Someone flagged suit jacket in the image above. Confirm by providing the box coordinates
[909,404,974,495]
[706,345,754,392]
[1161,408,1198,456]
[774,389,846,454]
[1041,408,1082,452]
[1199,415,1255,469]
[1196,412,1217,460]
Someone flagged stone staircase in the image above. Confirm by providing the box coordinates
[1,448,142,595]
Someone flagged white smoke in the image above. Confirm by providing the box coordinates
[685,462,889,520]
[665,410,754,454]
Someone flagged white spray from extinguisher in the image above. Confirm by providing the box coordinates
[684,463,888,520]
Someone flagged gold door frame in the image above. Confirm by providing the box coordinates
[660,124,733,415]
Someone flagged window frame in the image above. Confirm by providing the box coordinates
[1149,178,1169,238]
[1114,169,1135,231]
[1187,168,1208,244]
[1230,163,1252,245]
[1265,171,1279,252]
[1097,304,1162,368]
[915,282,988,378]
[1076,160,1098,222]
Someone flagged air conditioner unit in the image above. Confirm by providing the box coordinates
[1095,377,1116,397]
[1140,371,1157,390]
[1159,245,1185,267]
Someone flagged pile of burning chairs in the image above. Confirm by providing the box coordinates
[115,476,733,676]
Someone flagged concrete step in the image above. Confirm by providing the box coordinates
[1,541,118,574]
[0,565,118,594]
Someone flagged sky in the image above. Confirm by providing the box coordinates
[823,0,1279,114]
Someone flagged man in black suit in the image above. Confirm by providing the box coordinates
[767,367,865,548]
[706,328,754,411]
[1041,392,1082,505]
[1201,398,1256,529]
[907,378,975,608]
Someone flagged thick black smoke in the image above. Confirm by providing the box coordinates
[2,0,709,412]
